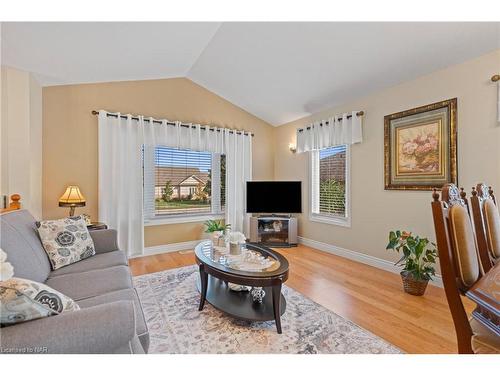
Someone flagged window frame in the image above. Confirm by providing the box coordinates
[309,144,351,228]
[143,146,225,226]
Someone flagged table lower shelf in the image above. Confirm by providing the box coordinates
[196,275,286,322]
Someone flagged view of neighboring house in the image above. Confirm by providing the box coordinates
[155,166,209,200]
[320,149,346,183]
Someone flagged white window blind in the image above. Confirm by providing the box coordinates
[143,146,225,219]
[310,144,350,227]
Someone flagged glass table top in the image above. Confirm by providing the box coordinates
[195,240,282,274]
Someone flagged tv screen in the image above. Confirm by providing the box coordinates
[246,181,302,213]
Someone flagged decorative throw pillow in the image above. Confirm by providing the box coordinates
[36,216,96,270]
[0,277,80,325]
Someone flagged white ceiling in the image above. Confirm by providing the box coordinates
[1,22,221,85]
[2,22,499,125]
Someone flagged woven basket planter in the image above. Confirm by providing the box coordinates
[400,271,429,296]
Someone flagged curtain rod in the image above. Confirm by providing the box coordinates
[297,111,364,133]
[91,110,254,137]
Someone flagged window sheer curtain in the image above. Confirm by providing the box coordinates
[98,110,252,257]
[296,111,363,153]
[224,129,252,236]
[98,112,144,257]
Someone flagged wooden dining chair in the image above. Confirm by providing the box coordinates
[470,183,500,272]
[431,183,500,354]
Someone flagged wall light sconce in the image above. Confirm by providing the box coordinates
[289,143,297,153]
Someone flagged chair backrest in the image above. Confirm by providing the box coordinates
[470,183,500,272]
[431,183,483,354]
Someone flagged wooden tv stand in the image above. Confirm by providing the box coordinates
[249,216,298,247]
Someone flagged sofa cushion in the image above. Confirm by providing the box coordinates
[36,216,96,270]
[0,300,138,354]
[0,210,51,283]
[89,229,120,254]
[49,250,128,277]
[78,288,149,352]
[46,266,132,301]
[1,277,80,325]
[128,335,146,354]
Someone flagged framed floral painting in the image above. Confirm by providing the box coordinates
[384,98,457,190]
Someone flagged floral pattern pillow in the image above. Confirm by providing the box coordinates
[0,277,80,325]
[36,216,95,270]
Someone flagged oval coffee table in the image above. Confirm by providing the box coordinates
[195,241,289,333]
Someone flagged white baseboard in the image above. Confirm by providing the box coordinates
[298,236,443,287]
[130,240,203,259]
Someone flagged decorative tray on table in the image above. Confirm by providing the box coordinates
[212,245,279,272]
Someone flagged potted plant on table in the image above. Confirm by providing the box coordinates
[386,230,438,296]
[204,220,230,246]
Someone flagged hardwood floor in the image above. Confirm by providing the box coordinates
[129,244,475,354]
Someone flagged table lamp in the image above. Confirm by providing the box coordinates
[59,185,86,216]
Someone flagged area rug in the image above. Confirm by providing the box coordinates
[133,265,401,354]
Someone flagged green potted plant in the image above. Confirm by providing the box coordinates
[386,230,438,296]
[204,220,231,245]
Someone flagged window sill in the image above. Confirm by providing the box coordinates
[309,213,351,228]
[144,213,224,226]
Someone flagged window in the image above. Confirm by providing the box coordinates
[310,144,350,227]
[143,146,226,224]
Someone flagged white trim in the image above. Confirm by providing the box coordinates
[143,145,156,221]
[298,236,443,287]
[130,239,203,258]
[309,213,351,227]
[309,145,351,228]
[144,213,224,226]
[211,153,222,214]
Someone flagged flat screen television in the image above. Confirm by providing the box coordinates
[246,181,302,213]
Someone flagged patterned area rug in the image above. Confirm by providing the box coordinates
[133,266,401,354]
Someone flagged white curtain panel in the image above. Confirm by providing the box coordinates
[224,129,252,236]
[98,110,252,256]
[143,118,251,234]
[296,111,363,153]
[142,119,225,153]
[98,112,144,257]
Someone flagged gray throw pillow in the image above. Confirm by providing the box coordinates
[36,216,95,270]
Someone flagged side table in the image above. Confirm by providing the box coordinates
[87,222,108,231]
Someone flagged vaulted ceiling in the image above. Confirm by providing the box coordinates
[2,22,499,125]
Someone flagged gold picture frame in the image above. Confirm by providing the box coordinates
[384,98,457,190]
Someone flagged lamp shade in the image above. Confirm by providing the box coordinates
[58,186,86,207]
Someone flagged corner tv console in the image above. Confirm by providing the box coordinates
[249,216,298,247]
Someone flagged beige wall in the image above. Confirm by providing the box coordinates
[274,49,500,265]
[42,78,275,247]
[41,50,500,255]
[1,66,42,219]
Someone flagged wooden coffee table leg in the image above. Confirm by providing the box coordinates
[198,264,208,311]
[272,281,283,334]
